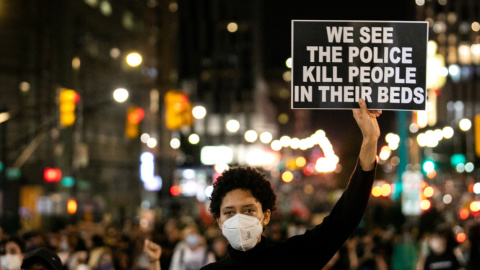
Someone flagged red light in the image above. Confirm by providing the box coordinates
[456,232,466,243]
[303,164,314,176]
[73,93,80,103]
[128,108,145,124]
[44,168,62,182]
[170,185,181,196]
[468,183,475,193]
[459,208,469,220]
[180,94,188,103]
[212,172,222,184]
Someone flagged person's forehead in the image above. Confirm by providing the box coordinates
[220,189,260,208]
[6,241,21,250]
[6,241,20,247]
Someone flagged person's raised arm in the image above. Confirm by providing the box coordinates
[144,239,162,270]
[352,99,381,171]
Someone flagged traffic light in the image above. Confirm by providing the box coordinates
[125,106,145,138]
[165,91,192,130]
[67,199,77,214]
[44,167,62,182]
[422,158,436,178]
[59,89,80,127]
[450,153,466,167]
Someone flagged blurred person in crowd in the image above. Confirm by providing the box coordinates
[169,224,215,270]
[144,239,162,270]
[356,232,376,270]
[132,229,157,270]
[22,231,48,253]
[112,234,134,270]
[0,228,5,242]
[0,237,25,270]
[201,99,381,270]
[423,226,464,270]
[391,225,419,270]
[46,231,70,267]
[63,226,88,270]
[466,221,480,270]
[88,234,114,270]
[264,220,285,242]
[20,247,63,270]
[103,226,118,248]
[371,227,394,270]
[324,237,359,270]
[210,236,228,261]
[95,249,115,270]
[158,219,181,270]
[286,218,308,238]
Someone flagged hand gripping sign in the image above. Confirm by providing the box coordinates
[291,20,428,111]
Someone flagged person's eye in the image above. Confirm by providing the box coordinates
[224,211,233,216]
[245,209,255,214]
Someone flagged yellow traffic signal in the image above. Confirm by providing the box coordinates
[165,91,192,130]
[67,199,77,214]
[125,106,145,138]
[59,89,80,127]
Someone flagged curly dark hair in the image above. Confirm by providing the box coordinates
[209,166,277,219]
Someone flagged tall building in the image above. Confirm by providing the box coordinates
[0,0,172,230]
[174,0,278,167]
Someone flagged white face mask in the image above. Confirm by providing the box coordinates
[2,254,22,270]
[222,214,264,251]
[429,237,446,254]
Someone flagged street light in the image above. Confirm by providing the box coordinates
[113,88,129,103]
[227,22,238,33]
[226,119,240,133]
[189,134,200,144]
[192,105,207,119]
[459,118,472,131]
[259,132,273,144]
[244,130,258,143]
[126,52,142,67]
[285,58,292,68]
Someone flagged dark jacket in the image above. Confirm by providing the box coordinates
[201,160,376,270]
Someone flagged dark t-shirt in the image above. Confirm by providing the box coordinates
[424,251,461,270]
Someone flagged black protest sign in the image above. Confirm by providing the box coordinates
[291,20,428,110]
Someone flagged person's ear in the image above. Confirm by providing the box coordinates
[216,217,222,229]
[262,209,271,226]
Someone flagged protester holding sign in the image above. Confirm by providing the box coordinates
[200,99,381,270]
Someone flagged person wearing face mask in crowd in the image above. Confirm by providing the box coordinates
[0,237,25,270]
[201,99,381,270]
[423,227,464,270]
[169,224,215,270]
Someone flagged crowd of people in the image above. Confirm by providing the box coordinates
[0,215,226,270]
[1,212,479,270]
[0,214,480,270]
